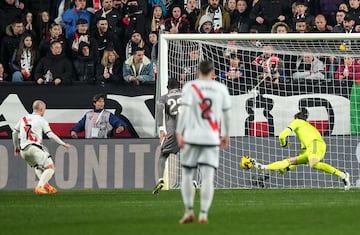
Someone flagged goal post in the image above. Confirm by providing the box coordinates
[157,33,360,189]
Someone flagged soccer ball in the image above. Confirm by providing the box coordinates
[240,156,253,170]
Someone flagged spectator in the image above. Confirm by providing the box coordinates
[230,0,250,33]
[147,0,168,17]
[294,17,311,33]
[148,31,158,79]
[183,0,199,32]
[70,93,127,139]
[92,0,123,37]
[73,41,98,83]
[148,31,158,62]
[218,53,246,95]
[62,0,93,39]
[319,0,343,27]
[121,0,146,44]
[289,0,315,31]
[332,10,347,32]
[97,47,123,83]
[195,0,231,33]
[23,11,37,37]
[252,44,285,85]
[0,0,22,37]
[92,17,121,61]
[178,45,200,85]
[198,14,214,33]
[0,18,25,72]
[53,0,73,25]
[292,53,325,82]
[225,0,237,15]
[10,33,39,82]
[124,30,151,59]
[348,0,360,27]
[34,40,73,85]
[146,4,165,34]
[271,21,290,33]
[339,2,349,13]
[334,55,360,81]
[0,63,9,82]
[333,14,356,33]
[249,0,289,33]
[311,14,331,32]
[38,23,67,58]
[35,10,53,43]
[164,5,191,34]
[113,0,123,9]
[68,18,95,59]
[123,47,154,85]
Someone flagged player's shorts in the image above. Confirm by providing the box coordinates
[20,144,53,168]
[180,143,220,169]
[296,139,326,164]
[161,133,180,155]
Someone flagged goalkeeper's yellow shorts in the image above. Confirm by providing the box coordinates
[296,139,326,164]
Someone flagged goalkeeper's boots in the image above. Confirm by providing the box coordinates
[34,186,48,195]
[44,183,57,194]
[343,172,351,191]
[152,179,164,195]
[178,212,195,224]
[249,158,265,170]
[278,167,291,176]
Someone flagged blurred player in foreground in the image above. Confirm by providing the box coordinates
[153,79,182,194]
[176,60,231,224]
[12,100,71,194]
[250,109,351,190]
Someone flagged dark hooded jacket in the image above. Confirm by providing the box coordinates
[73,41,97,83]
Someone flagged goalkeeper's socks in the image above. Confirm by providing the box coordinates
[313,162,342,177]
[266,159,290,171]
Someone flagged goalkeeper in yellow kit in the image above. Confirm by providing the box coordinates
[251,109,351,190]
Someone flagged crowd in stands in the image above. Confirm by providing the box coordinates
[0,0,359,89]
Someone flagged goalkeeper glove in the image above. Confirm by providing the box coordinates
[280,140,291,148]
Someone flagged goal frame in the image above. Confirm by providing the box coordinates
[157,33,360,189]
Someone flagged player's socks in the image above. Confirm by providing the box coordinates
[266,159,291,170]
[35,168,43,179]
[37,168,55,188]
[199,166,214,216]
[181,168,195,211]
[312,162,342,177]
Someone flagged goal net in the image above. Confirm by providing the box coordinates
[158,33,360,189]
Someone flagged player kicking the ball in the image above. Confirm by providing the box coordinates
[249,109,351,190]
[12,100,71,194]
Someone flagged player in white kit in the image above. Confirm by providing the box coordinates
[176,61,231,224]
[12,100,71,194]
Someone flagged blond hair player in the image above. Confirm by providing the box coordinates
[12,100,71,194]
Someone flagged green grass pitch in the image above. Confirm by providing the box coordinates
[0,188,359,235]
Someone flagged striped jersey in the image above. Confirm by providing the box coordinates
[13,113,53,149]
